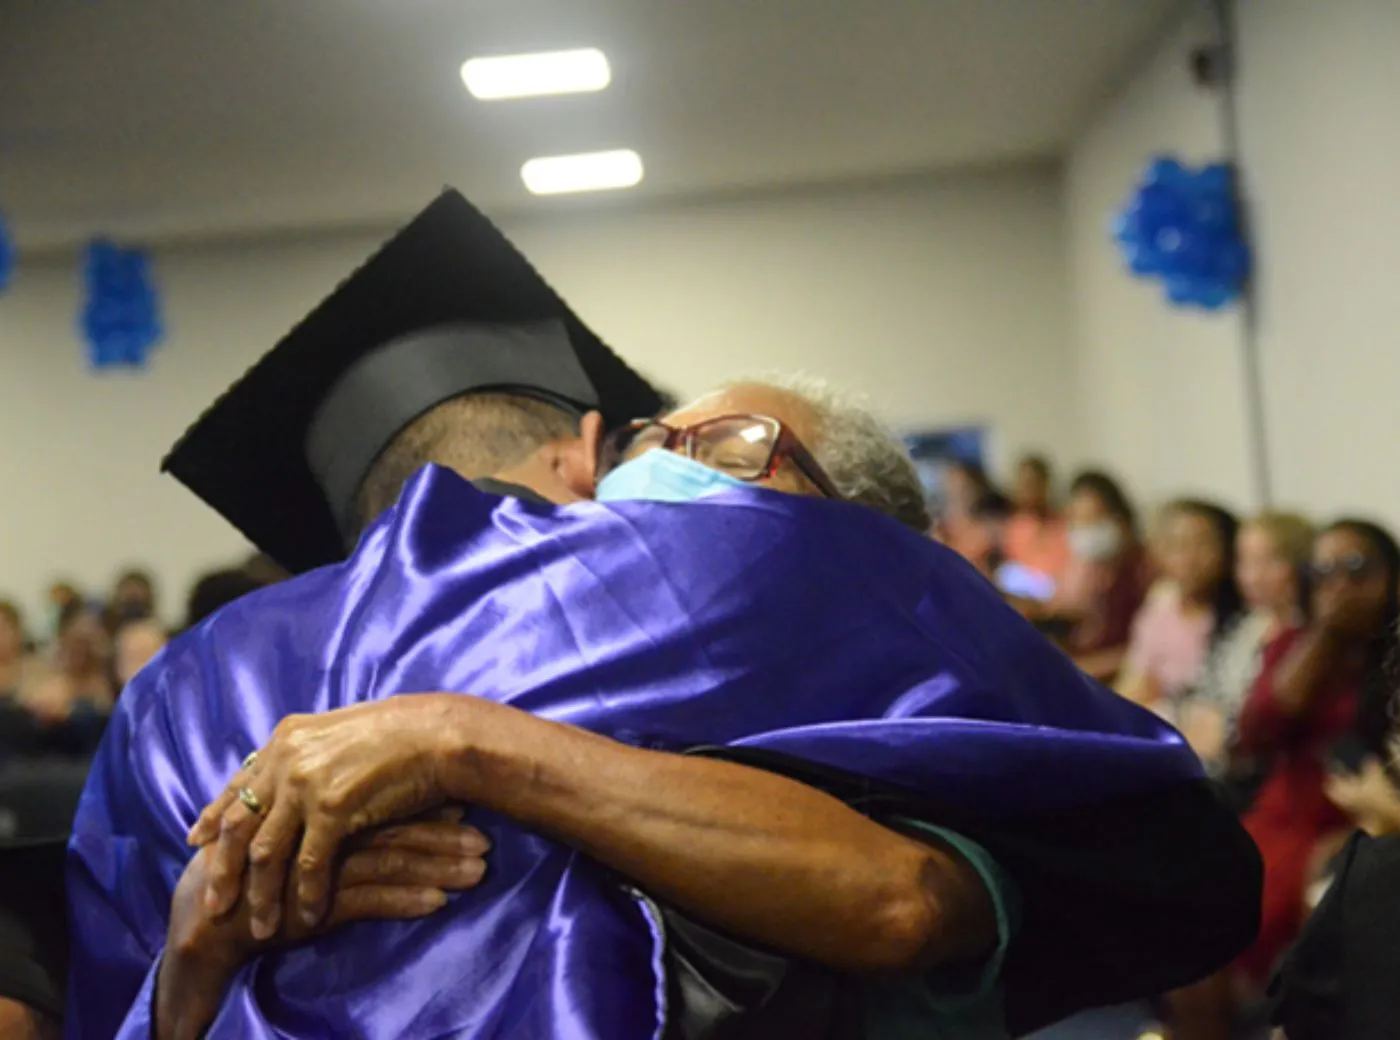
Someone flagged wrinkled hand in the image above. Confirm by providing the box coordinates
[172,812,489,960]
[161,814,488,1040]
[186,696,466,937]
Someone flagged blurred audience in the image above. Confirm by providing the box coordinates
[1238,520,1397,974]
[108,569,157,627]
[1043,470,1153,682]
[24,603,114,726]
[1190,512,1314,774]
[113,620,167,688]
[1003,454,1069,585]
[1117,499,1243,722]
[43,583,79,645]
[933,459,995,557]
[0,602,35,700]
[1172,519,1400,1039]
[960,489,1013,579]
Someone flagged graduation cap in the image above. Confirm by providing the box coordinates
[163,189,664,575]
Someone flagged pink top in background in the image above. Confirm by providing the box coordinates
[1125,585,1214,702]
[1003,512,1070,580]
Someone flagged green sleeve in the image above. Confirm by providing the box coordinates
[863,822,1021,1039]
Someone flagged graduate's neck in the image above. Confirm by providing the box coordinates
[488,453,587,505]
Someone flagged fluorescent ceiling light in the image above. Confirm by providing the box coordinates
[521,150,644,196]
[461,48,611,100]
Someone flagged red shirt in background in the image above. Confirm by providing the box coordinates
[1058,546,1155,657]
[1234,625,1359,985]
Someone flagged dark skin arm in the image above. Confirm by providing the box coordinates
[191,695,995,974]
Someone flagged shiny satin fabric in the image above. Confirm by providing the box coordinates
[66,467,1202,1039]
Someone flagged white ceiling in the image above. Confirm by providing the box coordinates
[0,0,1183,250]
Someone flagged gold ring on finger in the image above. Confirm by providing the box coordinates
[242,751,259,770]
[238,786,266,816]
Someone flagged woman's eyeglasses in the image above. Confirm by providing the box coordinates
[1309,554,1383,583]
[599,414,843,500]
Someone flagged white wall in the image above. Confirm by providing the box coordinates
[0,168,1076,622]
[1066,0,1400,525]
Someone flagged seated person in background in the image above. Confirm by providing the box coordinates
[932,459,994,557]
[1117,499,1243,722]
[41,584,80,647]
[0,602,37,701]
[108,569,157,628]
[961,489,1012,581]
[113,618,167,688]
[1001,454,1068,588]
[1191,511,1312,777]
[1176,520,1399,1039]
[70,190,1259,1040]
[1034,471,1152,683]
[23,602,113,725]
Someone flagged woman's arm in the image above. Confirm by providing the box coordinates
[192,697,996,975]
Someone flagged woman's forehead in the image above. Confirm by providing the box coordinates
[1314,527,1370,557]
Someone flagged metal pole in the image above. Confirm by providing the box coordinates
[1210,0,1273,507]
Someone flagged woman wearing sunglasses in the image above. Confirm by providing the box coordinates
[1175,519,1400,1037]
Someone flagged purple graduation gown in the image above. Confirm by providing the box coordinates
[65,467,1200,1038]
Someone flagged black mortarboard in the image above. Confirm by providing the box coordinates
[163,189,664,575]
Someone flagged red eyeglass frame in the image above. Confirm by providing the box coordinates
[602,414,843,500]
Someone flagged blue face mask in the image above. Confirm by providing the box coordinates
[595,449,749,504]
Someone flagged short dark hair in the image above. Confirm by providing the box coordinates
[354,393,579,533]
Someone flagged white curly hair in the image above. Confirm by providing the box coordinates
[725,373,930,533]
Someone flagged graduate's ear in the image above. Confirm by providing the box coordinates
[555,411,604,498]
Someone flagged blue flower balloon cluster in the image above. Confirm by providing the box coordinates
[1113,156,1250,310]
[0,213,15,294]
[81,240,163,368]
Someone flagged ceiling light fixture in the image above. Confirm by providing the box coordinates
[521,150,644,196]
[461,48,611,101]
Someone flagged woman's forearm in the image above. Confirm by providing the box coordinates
[1269,629,1345,717]
[434,697,994,973]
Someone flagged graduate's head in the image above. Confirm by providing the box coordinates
[597,376,931,533]
[163,189,663,575]
[353,393,606,530]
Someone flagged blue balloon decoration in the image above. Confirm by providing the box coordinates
[80,239,163,369]
[1112,155,1250,311]
[0,213,14,294]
